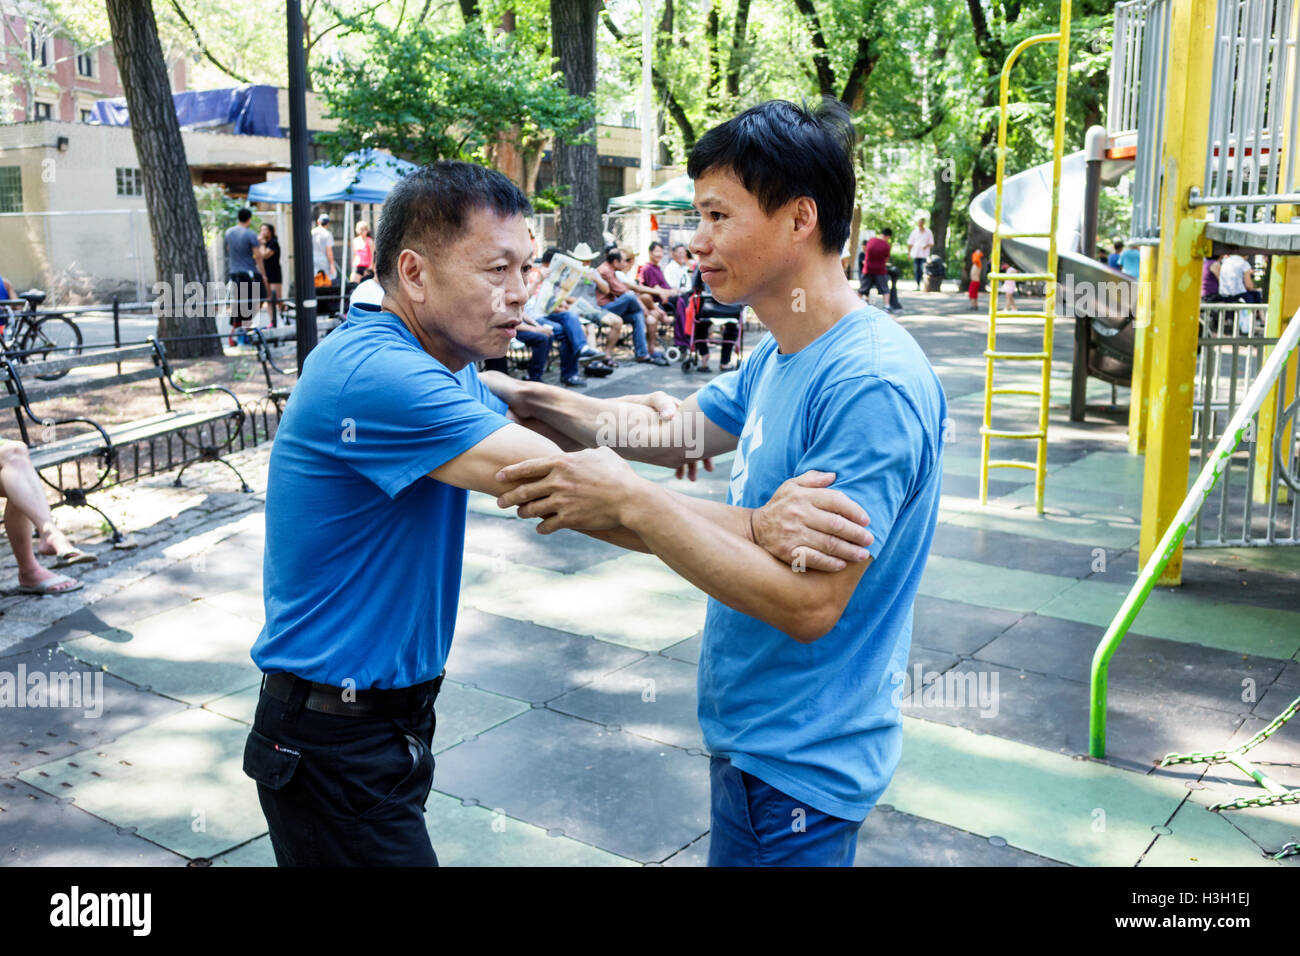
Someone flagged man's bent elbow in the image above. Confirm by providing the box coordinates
[783,608,839,644]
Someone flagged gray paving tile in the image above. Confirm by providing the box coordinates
[202,683,261,725]
[431,707,710,862]
[661,834,709,866]
[0,646,187,774]
[660,633,702,665]
[0,778,185,866]
[431,680,529,754]
[16,707,266,860]
[60,602,263,705]
[447,609,644,703]
[212,834,275,867]
[549,655,703,750]
[855,805,1066,866]
[423,791,638,866]
[904,660,1254,773]
[20,579,197,650]
[463,513,624,573]
[976,614,1286,711]
[149,541,262,600]
[930,523,1116,579]
[912,596,1024,656]
[201,587,264,625]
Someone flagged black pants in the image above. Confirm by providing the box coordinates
[243,677,440,866]
[695,317,738,364]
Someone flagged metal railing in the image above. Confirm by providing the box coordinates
[1195,0,1300,221]
[1189,301,1299,546]
[1108,0,1149,136]
[1128,0,1172,246]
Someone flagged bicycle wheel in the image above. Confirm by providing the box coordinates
[23,316,83,380]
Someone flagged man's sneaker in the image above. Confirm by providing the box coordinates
[579,345,602,359]
[636,354,670,367]
[561,375,588,388]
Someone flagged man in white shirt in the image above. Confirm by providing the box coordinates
[1218,253,1262,333]
[907,216,934,292]
[311,214,338,314]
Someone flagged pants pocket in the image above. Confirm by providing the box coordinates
[333,723,433,820]
[243,728,303,791]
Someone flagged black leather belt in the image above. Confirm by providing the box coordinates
[262,671,444,718]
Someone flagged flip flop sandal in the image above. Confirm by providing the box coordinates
[52,548,98,568]
[18,574,83,595]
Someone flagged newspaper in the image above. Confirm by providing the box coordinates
[533,254,588,316]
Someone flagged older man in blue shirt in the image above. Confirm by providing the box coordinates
[245,160,875,866]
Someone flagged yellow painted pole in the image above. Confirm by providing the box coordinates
[1139,0,1214,587]
[1127,244,1156,455]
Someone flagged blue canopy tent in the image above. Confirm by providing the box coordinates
[248,150,416,289]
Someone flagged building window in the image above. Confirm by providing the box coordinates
[76,52,95,78]
[28,28,50,68]
[33,102,53,121]
[0,167,22,214]
[81,109,94,123]
[598,164,627,212]
[116,167,144,197]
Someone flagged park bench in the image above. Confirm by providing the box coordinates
[0,337,249,544]
[247,317,343,407]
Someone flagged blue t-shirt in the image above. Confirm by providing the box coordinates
[695,306,947,821]
[251,302,511,689]
[1118,247,1141,278]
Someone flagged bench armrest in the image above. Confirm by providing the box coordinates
[150,338,246,421]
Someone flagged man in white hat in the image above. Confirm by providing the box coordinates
[562,242,628,366]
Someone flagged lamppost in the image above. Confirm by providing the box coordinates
[287,0,318,370]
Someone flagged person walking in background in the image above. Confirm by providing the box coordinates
[351,221,375,283]
[258,223,284,326]
[224,207,260,346]
[311,213,338,315]
[861,228,893,311]
[907,215,933,291]
[1107,238,1124,269]
[1001,263,1019,314]
[968,248,984,310]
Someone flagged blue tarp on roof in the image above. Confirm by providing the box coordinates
[92,85,281,137]
[247,149,419,204]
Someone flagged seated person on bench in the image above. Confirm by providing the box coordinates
[0,439,96,594]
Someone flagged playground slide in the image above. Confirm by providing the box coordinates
[969,149,1138,383]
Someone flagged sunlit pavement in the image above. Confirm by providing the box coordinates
[2,289,1297,866]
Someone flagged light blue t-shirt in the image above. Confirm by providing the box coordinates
[695,306,947,821]
[251,302,511,689]
[1119,246,1141,278]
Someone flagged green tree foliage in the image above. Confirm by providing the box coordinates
[313,19,593,188]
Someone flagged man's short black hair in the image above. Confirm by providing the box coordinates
[375,160,531,286]
[882,227,893,237]
[649,240,663,253]
[237,207,252,223]
[688,99,856,255]
[1113,238,1124,250]
[605,248,624,264]
[541,246,561,266]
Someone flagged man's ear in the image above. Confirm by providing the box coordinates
[789,196,820,246]
[396,248,429,304]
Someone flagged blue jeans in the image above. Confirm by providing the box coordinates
[512,326,553,380]
[602,291,650,357]
[707,756,862,866]
[538,310,584,379]
[912,258,925,287]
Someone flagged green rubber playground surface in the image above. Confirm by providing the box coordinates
[3,292,1296,866]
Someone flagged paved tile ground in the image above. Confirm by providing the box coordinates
[2,289,1297,866]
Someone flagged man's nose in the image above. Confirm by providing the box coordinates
[689,228,709,257]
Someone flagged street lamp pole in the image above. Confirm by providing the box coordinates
[287,0,317,370]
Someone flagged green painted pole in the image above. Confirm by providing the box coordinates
[1089,305,1300,757]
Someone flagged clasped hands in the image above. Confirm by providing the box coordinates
[493,389,873,572]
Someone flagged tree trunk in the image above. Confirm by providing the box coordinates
[551,0,601,251]
[930,157,953,264]
[106,0,218,358]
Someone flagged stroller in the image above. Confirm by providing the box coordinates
[665,269,745,373]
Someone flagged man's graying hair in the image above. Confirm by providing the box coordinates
[375,160,531,286]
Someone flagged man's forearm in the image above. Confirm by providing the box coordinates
[619,481,843,641]
[514,383,687,467]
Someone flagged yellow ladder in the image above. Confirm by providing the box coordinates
[979,0,1072,515]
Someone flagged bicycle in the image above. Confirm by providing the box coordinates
[0,292,84,381]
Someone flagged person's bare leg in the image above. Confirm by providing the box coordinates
[0,444,72,558]
[604,317,624,359]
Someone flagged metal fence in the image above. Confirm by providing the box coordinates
[1189,301,1300,546]
[1194,0,1300,222]
[1108,0,1149,136]
[1126,0,1172,246]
